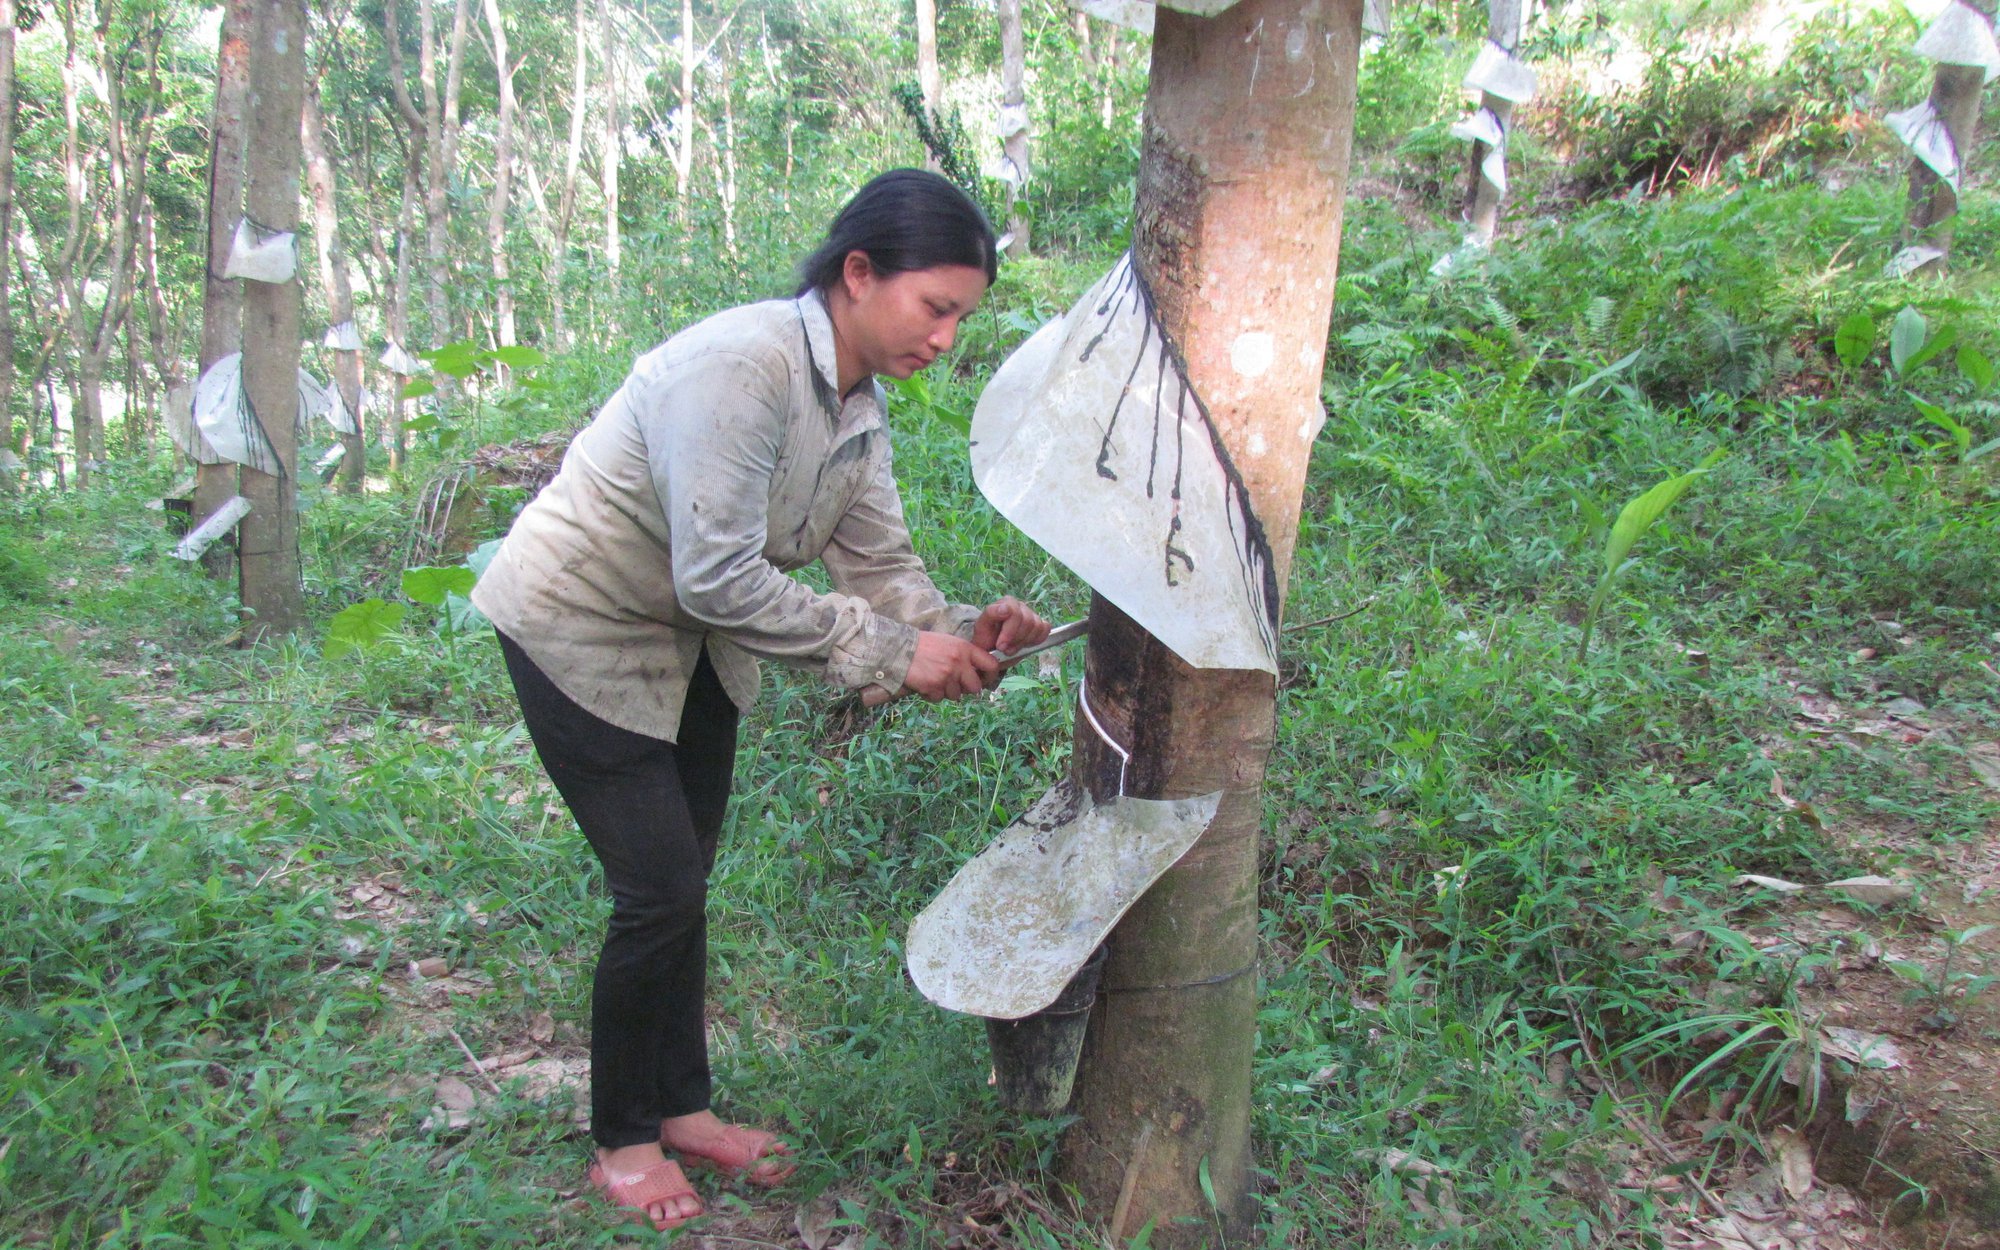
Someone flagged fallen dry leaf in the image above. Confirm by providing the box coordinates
[1737,874,1807,894]
[1824,875,1911,907]
[1820,1026,1903,1070]
[1767,1125,1814,1200]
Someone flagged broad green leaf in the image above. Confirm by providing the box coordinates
[398,378,436,399]
[1833,312,1874,369]
[1601,448,1726,579]
[489,345,546,369]
[466,538,504,579]
[403,412,440,433]
[422,340,482,379]
[402,565,477,606]
[1957,344,1994,392]
[443,591,489,634]
[888,374,971,436]
[1911,398,1971,458]
[324,598,407,659]
[1889,306,1926,376]
[1197,1155,1217,1211]
[1904,324,1957,373]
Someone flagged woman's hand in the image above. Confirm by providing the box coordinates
[972,597,1051,656]
[898,630,1000,702]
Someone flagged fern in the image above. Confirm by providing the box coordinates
[1584,296,1616,355]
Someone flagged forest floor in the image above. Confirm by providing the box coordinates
[6,177,2000,1248]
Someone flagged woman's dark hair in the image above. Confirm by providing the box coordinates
[794,169,998,296]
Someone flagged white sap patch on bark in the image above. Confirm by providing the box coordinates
[1230,331,1275,378]
[1248,430,1269,457]
[1286,24,1307,60]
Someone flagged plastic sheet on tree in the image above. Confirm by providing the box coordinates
[1462,40,1537,102]
[985,153,1027,186]
[971,251,1282,674]
[221,217,298,284]
[996,103,1030,139]
[165,380,224,465]
[323,321,363,351]
[1449,106,1509,197]
[380,340,424,374]
[1883,244,1947,279]
[194,353,283,476]
[298,369,358,435]
[1915,0,2000,81]
[1486,0,1527,50]
[906,779,1222,1019]
[1886,100,1959,189]
[1362,0,1390,37]
[1070,0,1154,33]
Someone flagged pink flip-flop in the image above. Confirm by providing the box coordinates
[588,1158,703,1230]
[668,1124,797,1187]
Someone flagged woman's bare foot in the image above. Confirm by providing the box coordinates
[661,1109,797,1186]
[591,1142,704,1229]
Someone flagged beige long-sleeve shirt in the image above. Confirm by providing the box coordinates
[471,290,979,741]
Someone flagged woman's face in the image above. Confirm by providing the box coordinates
[838,254,989,382]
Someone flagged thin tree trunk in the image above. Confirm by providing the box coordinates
[197,0,253,568]
[482,0,517,348]
[57,5,97,483]
[597,0,620,288]
[713,46,737,260]
[674,0,694,227]
[0,0,17,459]
[550,0,589,349]
[388,143,419,469]
[1462,0,1524,244]
[916,0,940,172]
[419,0,469,350]
[998,0,1029,253]
[1906,55,1988,271]
[1058,1,1362,1244]
[301,85,365,492]
[238,0,308,642]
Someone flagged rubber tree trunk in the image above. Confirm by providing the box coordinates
[196,0,253,569]
[998,0,1029,253]
[237,0,307,642]
[1057,1,1362,1245]
[1906,59,1988,272]
[549,0,588,349]
[674,0,695,226]
[1463,0,1524,244]
[481,0,517,349]
[0,0,16,459]
[597,0,621,290]
[916,0,940,172]
[301,85,366,492]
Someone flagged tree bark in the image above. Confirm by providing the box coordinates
[598,0,621,289]
[237,0,308,642]
[998,0,1029,253]
[674,0,695,226]
[482,0,518,348]
[301,85,366,492]
[0,0,16,460]
[1906,57,1988,271]
[420,0,470,349]
[1057,2,1362,1244]
[916,0,940,172]
[1462,0,1525,245]
[195,0,254,569]
[712,45,738,259]
[550,0,589,348]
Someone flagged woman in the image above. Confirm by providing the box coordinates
[471,169,1050,1231]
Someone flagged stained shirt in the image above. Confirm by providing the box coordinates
[471,289,979,741]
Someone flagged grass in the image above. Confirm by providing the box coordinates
[3,171,1998,1247]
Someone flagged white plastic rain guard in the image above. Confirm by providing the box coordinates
[1449,106,1509,196]
[1066,0,1248,31]
[1886,100,1960,189]
[907,780,1222,1019]
[1462,40,1538,103]
[221,217,298,284]
[970,251,1282,675]
[323,321,363,351]
[166,381,224,465]
[1915,0,2000,81]
[380,340,424,374]
[194,355,353,474]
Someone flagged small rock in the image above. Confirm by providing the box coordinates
[1854,647,1877,661]
[1825,875,1912,907]
[410,957,450,980]
[1884,696,1927,718]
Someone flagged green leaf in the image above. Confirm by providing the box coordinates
[1889,306,1926,376]
[403,412,439,433]
[489,345,546,369]
[1197,1155,1217,1211]
[422,340,482,379]
[1957,344,1994,392]
[443,591,489,634]
[398,378,436,400]
[64,886,125,906]
[1911,398,1971,459]
[1904,324,1957,374]
[1601,449,1725,580]
[402,565,477,607]
[1566,348,1643,398]
[324,598,407,659]
[1833,312,1875,369]
[466,538,504,580]
[1966,435,2000,463]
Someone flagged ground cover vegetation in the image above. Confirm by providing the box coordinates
[3,0,1999,1246]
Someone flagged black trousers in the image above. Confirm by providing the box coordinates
[496,631,739,1149]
